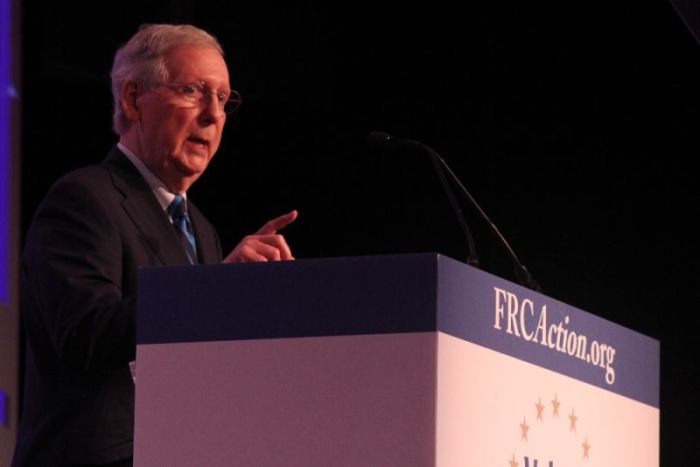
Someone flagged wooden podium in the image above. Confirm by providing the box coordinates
[134,254,659,466]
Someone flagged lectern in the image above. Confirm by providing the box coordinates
[134,254,659,466]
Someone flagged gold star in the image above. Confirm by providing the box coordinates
[520,417,530,441]
[582,437,591,460]
[535,398,545,421]
[569,409,578,432]
[551,394,560,418]
[509,452,519,467]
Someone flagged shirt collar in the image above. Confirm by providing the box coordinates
[117,142,186,211]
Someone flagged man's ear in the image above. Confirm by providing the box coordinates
[121,81,141,123]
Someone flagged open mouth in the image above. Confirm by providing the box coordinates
[186,136,209,147]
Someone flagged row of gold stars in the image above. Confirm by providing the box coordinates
[509,394,591,465]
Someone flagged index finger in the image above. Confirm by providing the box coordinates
[256,210,298,235]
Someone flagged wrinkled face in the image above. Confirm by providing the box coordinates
[135,46,230,192]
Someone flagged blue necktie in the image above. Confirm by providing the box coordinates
[168,195,198,264]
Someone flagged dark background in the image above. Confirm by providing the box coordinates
[21,1,699,464]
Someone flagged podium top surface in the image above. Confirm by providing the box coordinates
[138,253,659,408]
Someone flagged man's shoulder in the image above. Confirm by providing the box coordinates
[50,149,138,195]
[26,150,148,237]
[58,163,112,186]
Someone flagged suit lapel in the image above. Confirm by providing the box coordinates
[102,148,191,266]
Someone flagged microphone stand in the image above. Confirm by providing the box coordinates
[428,144,541,292]
[423,143,480,268]
[369,131,541,292]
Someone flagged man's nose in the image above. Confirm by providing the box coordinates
[199,93,225,122]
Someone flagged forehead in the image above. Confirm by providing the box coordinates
[165,46,230,86]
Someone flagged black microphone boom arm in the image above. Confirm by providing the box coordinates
[368,131,541,292]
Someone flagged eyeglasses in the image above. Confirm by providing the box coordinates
[159,81,242,114]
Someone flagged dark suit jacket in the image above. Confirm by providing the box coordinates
[13,147,223,466]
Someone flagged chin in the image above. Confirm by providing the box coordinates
[178,153,211,172]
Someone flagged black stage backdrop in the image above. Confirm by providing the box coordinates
[21,1,700,463]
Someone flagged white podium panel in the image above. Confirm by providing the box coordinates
[135,254,659,466]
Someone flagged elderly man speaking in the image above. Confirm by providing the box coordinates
[12,24,297,467]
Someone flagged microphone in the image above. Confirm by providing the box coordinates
[368,132,479,268]
[368,132,478,267]
[366,132,406,151]
[368,131,541,292]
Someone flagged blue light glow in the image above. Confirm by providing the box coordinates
[0,0,12,304]
[0,387,7,426]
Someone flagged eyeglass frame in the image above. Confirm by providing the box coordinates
[158,81,242,115]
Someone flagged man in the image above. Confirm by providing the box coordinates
[12,24,296,466]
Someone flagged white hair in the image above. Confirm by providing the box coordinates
[110,23,224,134]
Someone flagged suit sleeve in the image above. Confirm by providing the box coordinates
[23,176,135,373]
